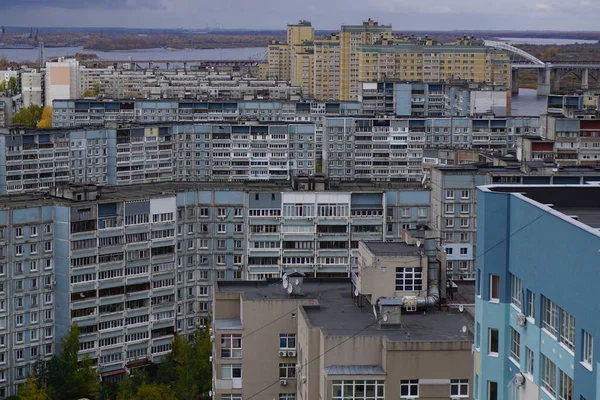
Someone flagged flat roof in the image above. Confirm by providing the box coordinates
[363,242,421,257]
[217,279,472,343]
[487,185,600,229]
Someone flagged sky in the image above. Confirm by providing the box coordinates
[1,0,600,30]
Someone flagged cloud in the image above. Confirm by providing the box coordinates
[1,0,600,30]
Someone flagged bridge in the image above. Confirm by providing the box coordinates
[485,40,600,95]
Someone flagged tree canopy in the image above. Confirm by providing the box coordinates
[12,105,43,128]
[36,106,53,129]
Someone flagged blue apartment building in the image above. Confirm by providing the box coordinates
[475,185,600,400]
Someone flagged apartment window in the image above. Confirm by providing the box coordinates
[44,224,52,234]
[445,204,455,214]
[558,370,573,400]
[542,296,559,337]
[221,334,242,358]
[525,347,534,376]
[461,190,470,199]
[490,275,500,302]
[489,328,499,355]
[510,275,522,310]
[31,226,38,237]
[450,379,469,398]
[460,204,470,214]
[445,218,454,228]
[582,330,593,368]
[401,208,410,217]
[216,255,226,265]
[395,267,423,291]
[221,395,242,400]
[560,310,575,352]
[279,334,296,349]
[279,395,296,400]
[417,208,427,218]
[460,218,469,228]
[488,381,497,400]
[527,290,535,320]
[510,328,521,363]
[541,354,556,396]
[400,380,419,398]
[15,227,23,238]
[217,208,226,218]
[217,224,226,234]
[221,364,242,379]
[279,363,296,379]
[446,190,455,199]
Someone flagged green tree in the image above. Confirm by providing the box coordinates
[18,373,49,400]
[93,83,102,96]
[0,80,5,92]
[8,76,18,92]
[12,105,43,128]
[116,374,135,400]
[82,89,95,97]
[133,383,176,400]
[35,325,100,400]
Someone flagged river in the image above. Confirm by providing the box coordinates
[496,37,598,45]
[0,46,268,63]
[511,88,547,116]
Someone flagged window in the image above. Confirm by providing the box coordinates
[446,190,455,199]
[490,275,500,302]
[460,218,469,228]
[217,224,226,234]
[582,330,593,368]
[221,364,242,379]
[221,395,242,400]
[279,334,296,349]
[460,204,470,214]
[510,275,522,310]
[450,379,469,398]
[445,218,454,228]
[510,328,520,363]
[560,310,575,352]
[395,267,423,291]
[525,347,534,376]
[542,296,559,337]
[558,370,573,400]
[400,380,419,398]
[221,334,242,358]
[488,381,497,400]
[279,395,296,400]
[541,354,556,396]
[15,227,23,238]
[279,363,296,379]
[489,328,499,355]
[527,290,535,320]
[461,190,470,199]
[332,380,384,400]
[445,204,455,214]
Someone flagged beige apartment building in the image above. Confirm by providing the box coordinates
[267,19,512,102]
[212,239,473,400]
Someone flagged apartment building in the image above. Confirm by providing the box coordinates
[0,179,432,396]
[359,81,508,117]
[475,185,600,399]
[313,34,341,101]
[0,122,320,194]
[50,99,363,129]
[45,59,80,106]
[267,21,314,83]
[430,163,600,280]
[547,92,600,117]
[323,116,539,181]
[540,114,600,166]
[21,70,43,108]
[290,42,314,97]
[212,240,472,400]
[267,40,291,81]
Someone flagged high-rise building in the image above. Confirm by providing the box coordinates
[313,34,341,101]
[44,59,80,106]
[21,70,44,108]
[475,184,600,400]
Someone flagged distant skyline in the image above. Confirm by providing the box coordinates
[2,0,600,31]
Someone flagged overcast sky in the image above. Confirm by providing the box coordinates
[1,0,599,30]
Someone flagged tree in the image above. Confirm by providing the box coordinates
[0,80,5,92]
[82,89,95,97]
[133,383,176,400]
[36,106,53,129]
[18,373,49,400]
[116,374,136,400]
[12,105,43,128]
[93,83,102,96]
[8,76,18,93]
[35,325,100,400]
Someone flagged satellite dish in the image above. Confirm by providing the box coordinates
[383,314,388,322]
[354,288,359,297]
[458,304,464,313]
[287,284,293,294]
[283,279,289,289]
[416,240,421,248]
[461,325,467,333]
[295,279,300,285]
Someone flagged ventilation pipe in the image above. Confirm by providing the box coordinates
[414,257,440,307]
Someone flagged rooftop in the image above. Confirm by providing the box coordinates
[363,241,421,257]
[487,185,600,229]
[217,278,473,343]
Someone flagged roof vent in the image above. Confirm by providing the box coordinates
[283,271,306,297]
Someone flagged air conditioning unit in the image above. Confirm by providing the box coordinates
[516,313,527,328]
[515,373,526,387]
[287,350,297,357]
[280,379,288,386]
[279,350,288,357]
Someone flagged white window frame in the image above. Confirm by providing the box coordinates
[542,296,558,338]
[450,379,469,398]
[400,379,419,398]
[541,354,556,396]
[510,328,520,364]
[525,347,534,378]
[488,328,499,356]
[490,275,500,303]
[560,310,575,353]
[510,275,522,310]
[445,190,455,199]
[220,334,242,359]
[582,330,593,370]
